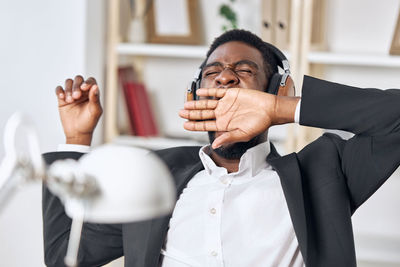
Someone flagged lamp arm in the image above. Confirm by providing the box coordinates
[0,156,20,212]
[0,112,45,212]
[3,112,45,180]
[64,200,85,267]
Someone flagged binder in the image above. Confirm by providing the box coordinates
[261,0,276,44]
[275,0,291,50]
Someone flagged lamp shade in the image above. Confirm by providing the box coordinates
[48,144,176,223]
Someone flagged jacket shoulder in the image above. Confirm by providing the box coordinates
[297,132,346,161]
[153,146,202,168]
[42,151,84,165]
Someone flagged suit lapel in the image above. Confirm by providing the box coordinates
[144,160,204,267]
[267,144,308,263]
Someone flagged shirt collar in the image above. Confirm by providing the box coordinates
[198,140,271,179]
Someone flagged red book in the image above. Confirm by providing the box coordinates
[122,82,159,137]
[118,66,158,136]
[118,66,137,134]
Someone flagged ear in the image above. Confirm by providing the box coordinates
[277,76,295,97]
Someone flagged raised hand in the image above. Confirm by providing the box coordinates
[179,88,299,148]
[55,75,103,145]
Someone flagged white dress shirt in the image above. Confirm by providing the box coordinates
[160,141,304,267]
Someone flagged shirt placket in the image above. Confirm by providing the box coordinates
[205,183,226,267]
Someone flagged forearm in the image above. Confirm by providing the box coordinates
[42,152,123,266]
[273,96,301,125]
[43,185,123,267]
[66,133,93,146]
[42,185,71,266]
[300,75,400,136]
[42,152,84,266]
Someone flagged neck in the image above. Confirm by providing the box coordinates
[207,132,269,173]
[209,151,240,173]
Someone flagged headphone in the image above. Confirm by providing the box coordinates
[186,42,295,101]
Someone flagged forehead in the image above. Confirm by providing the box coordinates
[206,41,264,67]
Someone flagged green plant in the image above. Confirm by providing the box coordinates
[219,0,238,31]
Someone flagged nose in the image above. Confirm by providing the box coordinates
[215,69,239,87]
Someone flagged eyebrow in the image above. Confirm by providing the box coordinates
[203,60,260,70]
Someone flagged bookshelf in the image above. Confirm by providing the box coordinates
[117,43,208,58]
[105,0,400,151]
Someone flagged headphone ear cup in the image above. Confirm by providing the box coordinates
[277,75,296,97]
[266,73,282,95]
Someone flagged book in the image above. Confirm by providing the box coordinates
[118,66,158,136]
[118,66,137,135]
[123,82,159,136]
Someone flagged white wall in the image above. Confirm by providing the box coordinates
[0,0,105,266]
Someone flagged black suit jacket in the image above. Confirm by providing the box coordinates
[42,76,400,267]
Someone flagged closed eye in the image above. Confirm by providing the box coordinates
[204,71,219,77]
[236,69,252,74]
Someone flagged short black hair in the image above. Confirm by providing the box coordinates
[205,29,278,84]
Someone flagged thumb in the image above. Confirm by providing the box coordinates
[88,85,103,117]
[212,129,248,149]
[88,84,100,103]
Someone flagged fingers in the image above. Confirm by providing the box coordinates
[183,120,218,132]
[57,76,97,104]
[72,75,84,99]
[179,109,215,120]
[212,129,248,149]
[184,99,218,110]
[81,77,97,91]
[64,78,73,103]
[196,88,227,98]
[55,86,67,106]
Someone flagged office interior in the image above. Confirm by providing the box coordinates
[0,0,399,266]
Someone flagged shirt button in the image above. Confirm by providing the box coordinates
[210,208,216,214]
[211,251,218,257]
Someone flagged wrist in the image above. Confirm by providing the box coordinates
[66,133,93,146]
[273,96,301,125]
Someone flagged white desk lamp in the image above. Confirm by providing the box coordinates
[0,112,176,267]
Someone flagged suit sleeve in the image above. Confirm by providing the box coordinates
[42,152,123,267]
[299,75,400,210]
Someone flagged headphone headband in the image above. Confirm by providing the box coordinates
[187,42,293,100]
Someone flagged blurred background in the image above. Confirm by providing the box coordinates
[0,0,400,266]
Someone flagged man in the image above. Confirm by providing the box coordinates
[43,29,400,267]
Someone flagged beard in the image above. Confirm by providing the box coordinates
[208,131,266,160]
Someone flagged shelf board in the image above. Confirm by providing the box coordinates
[117,43,208,59]
[308,51,400,68]
[112,135,207,150]
[117,43,400,68]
